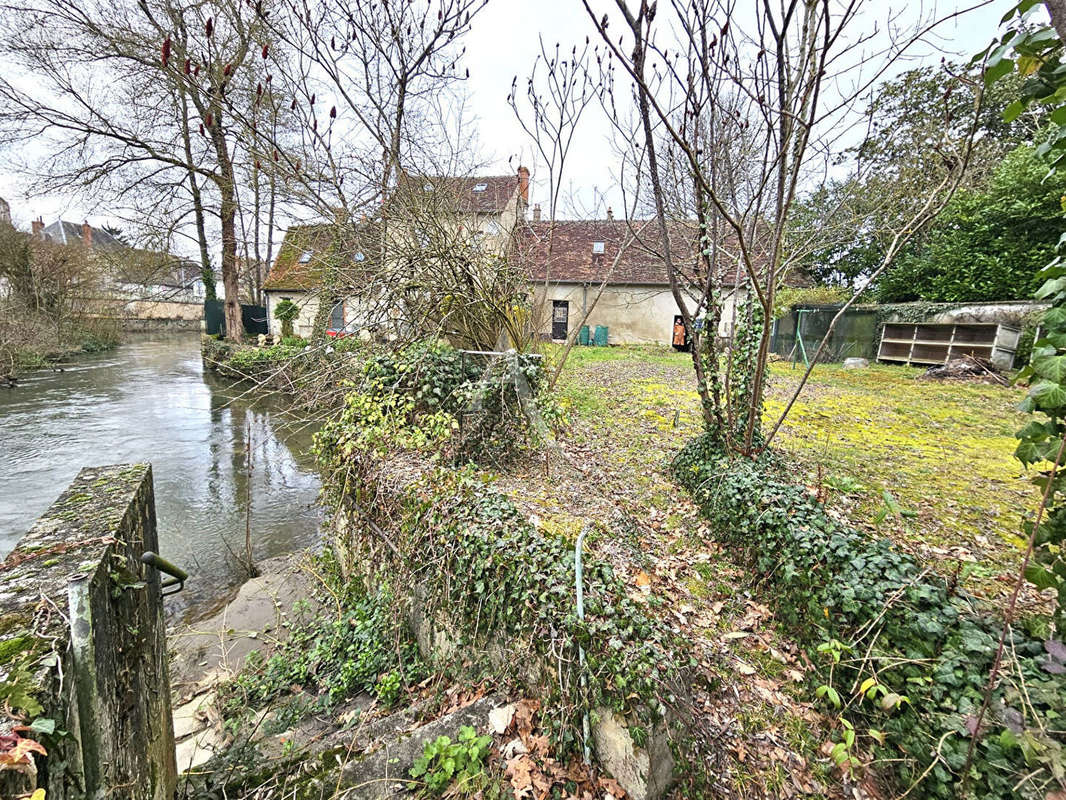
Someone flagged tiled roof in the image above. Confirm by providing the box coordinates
[263,223,377,292]
[395,173,520,215]
[41,220,124,250]
[517,219,809,288]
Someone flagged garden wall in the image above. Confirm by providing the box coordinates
[0,464,176,799]
[328,462,683,800]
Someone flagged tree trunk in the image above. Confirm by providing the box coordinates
[1046,0,1066,43]
[213,139,242,341]
[179,89,216,301]
[219,183,241,341]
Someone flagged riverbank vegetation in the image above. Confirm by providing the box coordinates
[0,224,119,378]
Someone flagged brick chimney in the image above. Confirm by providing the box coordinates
[532,203,541,222]
[31,217,44,238]
[82,220,93,247]
[606,206,614,221]
[517,166,529,204]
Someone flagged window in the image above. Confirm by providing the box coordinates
[298,250,313,263]
[473,182,488,192]
[592,241,605,254]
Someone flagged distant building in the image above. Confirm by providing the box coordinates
[0,197,10,226]
[262,167,530,338]
[517,218,810,345]
[30,216,206,301]
[34,218,124,250]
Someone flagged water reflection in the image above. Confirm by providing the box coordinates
[0,334,322,618]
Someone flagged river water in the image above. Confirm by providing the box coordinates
[0,334,323,618]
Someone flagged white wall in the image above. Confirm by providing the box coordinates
[265,290,320,338]
[531,283,744,344]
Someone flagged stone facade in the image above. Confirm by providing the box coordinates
[0,464,176,799]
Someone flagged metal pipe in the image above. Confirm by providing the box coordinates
[140,551,188,595]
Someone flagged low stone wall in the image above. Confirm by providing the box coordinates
[0,464,176,799]
[330,464,683,800]
[878,299,1047,328]
[120,316,202,333]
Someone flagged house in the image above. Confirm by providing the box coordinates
[262,168,530,338]
[262,170,808,347]
[18,214,205,328]
[30,216,206,301]
[517,215,809,345]
[262,222,381,338]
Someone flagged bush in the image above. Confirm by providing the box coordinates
[876,145,1064,303]
[356,339,561,463]
[273,298,299,338]
[672,435,1065,798]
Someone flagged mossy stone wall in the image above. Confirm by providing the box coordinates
[0,464,176,799]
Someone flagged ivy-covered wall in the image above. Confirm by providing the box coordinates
[673,435,1065,799]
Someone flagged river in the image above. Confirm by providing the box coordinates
[0,334,323,619]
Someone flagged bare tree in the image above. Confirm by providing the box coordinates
[244,0,492,341]
[509,37,605,381]
[582,0,981,456]
[0,0,285,340]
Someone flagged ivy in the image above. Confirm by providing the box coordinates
[672,436,1066,798]
[312,341,695,760]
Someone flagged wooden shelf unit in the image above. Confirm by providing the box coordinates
[877,322,1020,369]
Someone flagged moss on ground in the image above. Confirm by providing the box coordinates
[551,344,1040,610]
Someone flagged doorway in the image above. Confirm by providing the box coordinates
[551,300,569,340]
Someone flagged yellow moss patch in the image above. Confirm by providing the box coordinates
[556,348,1042,608]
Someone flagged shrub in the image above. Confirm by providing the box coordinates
[672,435,1065,798]
[273,298,299,338]
[222,558,422,714]
[351,339,561,463]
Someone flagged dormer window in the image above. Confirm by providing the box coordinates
[592,241,605,254]
[473,182,488,192]
[299,250,313,263]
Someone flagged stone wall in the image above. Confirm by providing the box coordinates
[877,299,1047,328]
[0,464,176,799]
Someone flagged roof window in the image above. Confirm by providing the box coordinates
[473,182,488,192]
[592,241,605,254]
[298,250,313,263]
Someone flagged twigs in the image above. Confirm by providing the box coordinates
[959,432,1066,794]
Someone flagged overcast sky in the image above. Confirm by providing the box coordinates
[0,0,1018,249]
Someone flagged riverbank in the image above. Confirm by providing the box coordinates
[5,329,119,381]
[0,335,323,619]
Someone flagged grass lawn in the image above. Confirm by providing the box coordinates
[489,343,1045,796]
[550,343,1042,611]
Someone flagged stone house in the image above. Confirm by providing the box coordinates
[262,168,530,338]
[30,216,207,302]
[517,216,809,345]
